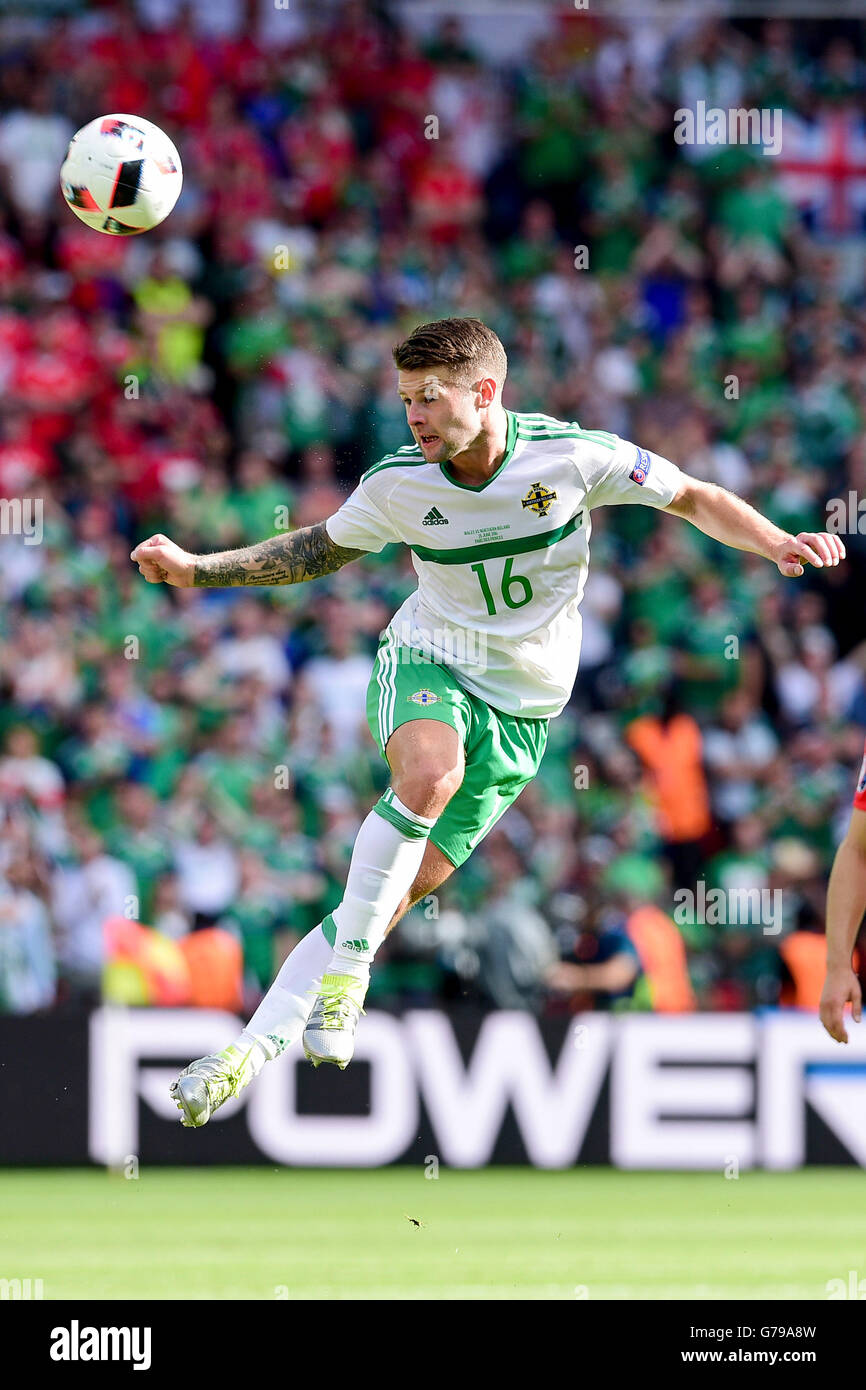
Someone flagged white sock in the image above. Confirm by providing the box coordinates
[235,922,335,1066]
[326,790,436,980]
[231,791,436,1070]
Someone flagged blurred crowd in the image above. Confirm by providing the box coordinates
[1,0,866,1020]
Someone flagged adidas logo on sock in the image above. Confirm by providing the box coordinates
[341,938,370,952]
[421,507,448,526]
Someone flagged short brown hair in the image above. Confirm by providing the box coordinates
[392,317,507,393]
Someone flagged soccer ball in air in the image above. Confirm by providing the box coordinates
[60,113,182,236]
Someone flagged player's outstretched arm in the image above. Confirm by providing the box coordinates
[820,808,866,1043]
[663,476,845,576]
[130,522,365,588]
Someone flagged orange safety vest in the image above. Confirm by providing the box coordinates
[626,905,696,1012]
[626,714,712,842]
[178,928,244,1012]
[779,932,834,1010]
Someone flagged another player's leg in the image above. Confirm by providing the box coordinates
[302,719,461,1068]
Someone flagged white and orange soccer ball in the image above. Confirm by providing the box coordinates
[60,113,182,236]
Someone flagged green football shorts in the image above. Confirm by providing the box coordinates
[365,631,549,867]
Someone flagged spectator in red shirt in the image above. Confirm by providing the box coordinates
[411,136,483,245]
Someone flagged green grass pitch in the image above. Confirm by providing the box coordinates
[2,1167,865,1300]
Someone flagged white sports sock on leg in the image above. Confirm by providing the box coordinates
[229,790,437,1071]
[235,922,335,1067]
[326,791,436,979]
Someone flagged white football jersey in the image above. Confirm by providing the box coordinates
[326,411,683,719]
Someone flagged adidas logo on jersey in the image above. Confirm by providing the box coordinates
[340,938,370,953]
[422,507,449,526]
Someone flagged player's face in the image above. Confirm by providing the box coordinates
[397,371,481,462]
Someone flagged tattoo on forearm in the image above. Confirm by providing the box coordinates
[193,522,364,587]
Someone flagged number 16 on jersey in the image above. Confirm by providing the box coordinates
[470,558,534,614]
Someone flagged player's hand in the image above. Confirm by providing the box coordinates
[819,966,862,1043]
[130,534,196,587]
[775,531,845,578]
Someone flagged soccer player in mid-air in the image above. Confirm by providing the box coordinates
[131,317,845,1126]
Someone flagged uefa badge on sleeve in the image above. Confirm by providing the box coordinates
[629,448,652,486]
